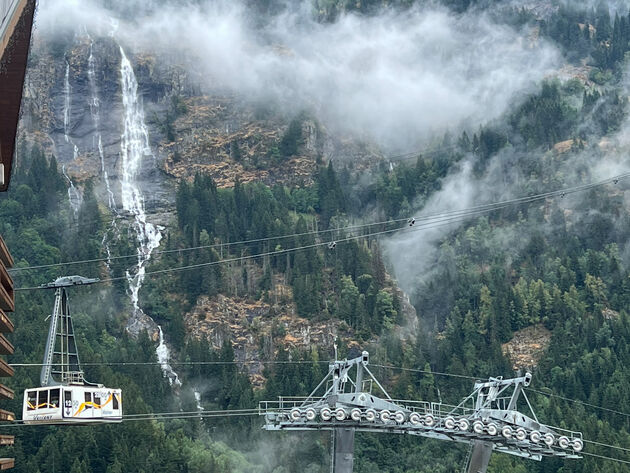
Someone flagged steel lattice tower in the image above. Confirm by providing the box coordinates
[39,276,99,387]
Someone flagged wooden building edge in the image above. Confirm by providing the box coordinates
[0,0,37,191]
[0,0,51,470]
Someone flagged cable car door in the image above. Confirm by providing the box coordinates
[63,390,72,418]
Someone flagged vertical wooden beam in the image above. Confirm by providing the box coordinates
[0,236,14,468]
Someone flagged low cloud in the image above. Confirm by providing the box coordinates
[35,0,560,150]
[386,77,630,303]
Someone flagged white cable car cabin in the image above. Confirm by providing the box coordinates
[23,385,122,424]
[22,276,123,425]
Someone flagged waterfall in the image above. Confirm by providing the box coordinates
[156,326,181,386]
[63,62,82,214]
[63,62,71,142]
[87,39,116,210]
[63,63,80,162]
[86,35,119,273]
[119,46,162,313]
[119,46,180,385]
[194,390,204,412]
[62,164,82,213]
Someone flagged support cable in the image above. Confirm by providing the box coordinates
[11,360,328,367]
[584,439,630,455]
[581,451,630,465]
[13,211,506,291]
[371,363,478,381]
[526,387,630,420]
[9,168,630,275]
[0,408,261,427]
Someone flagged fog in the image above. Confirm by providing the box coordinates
[35,0,560,149]
[560,0,630,13]
[386,73,630,302]
[35,0,596,318]
[383,153,521,297]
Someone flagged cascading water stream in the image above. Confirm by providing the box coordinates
[87,39,116,210]
[194,390,204,411]
[63,61,72,142]
[119,46,180,386]
[61,164,81,212]
[63,62,82,214]
[63,62,70,140]
[119,46,162,313]
[86,36,119,271]
[156,326,181,386]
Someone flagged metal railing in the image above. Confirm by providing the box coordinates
[259,397,583,447]
[259,397,471,418]
[61,371,84,385]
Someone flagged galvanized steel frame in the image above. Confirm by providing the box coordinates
[261,352,582,472]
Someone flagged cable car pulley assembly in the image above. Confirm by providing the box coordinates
[260,351,582,473]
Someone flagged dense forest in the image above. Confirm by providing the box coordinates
[4,0,630,472]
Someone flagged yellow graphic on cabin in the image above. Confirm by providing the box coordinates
[73,393,119,417]
[27,401,58,410]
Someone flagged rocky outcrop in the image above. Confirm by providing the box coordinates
[184,290,357,387]
[21,27,412,386]
[126,308,161,342]
[501,324,551,371]
[159,95,322,188]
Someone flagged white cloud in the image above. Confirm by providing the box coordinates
[34,0,561,149]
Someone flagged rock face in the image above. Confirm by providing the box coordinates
[185,292,356,388]
[23,35,173,212]
[21,25,418,380]
[553,138,586,155]
[501,324,552,371]
[126,308,160,342]
[23,31,383,204]
[159,95,320,187]
[157,94,382,188]
[184,272,419,387]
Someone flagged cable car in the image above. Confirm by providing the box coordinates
[23,385,122,424]
[22,276,122,425]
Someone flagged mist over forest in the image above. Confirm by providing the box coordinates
[37,0,561,148]
[5,0,630,472]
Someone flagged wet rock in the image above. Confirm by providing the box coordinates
[125,308,160,341]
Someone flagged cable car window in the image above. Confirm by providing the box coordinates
[93,394,101,407]
[38,390,49,409]
[113,393,119,410]
[85,392,92,409]
[49,388,60,408]
[27,391,37,411]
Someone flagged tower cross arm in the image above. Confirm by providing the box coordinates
[39,276,100,289]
